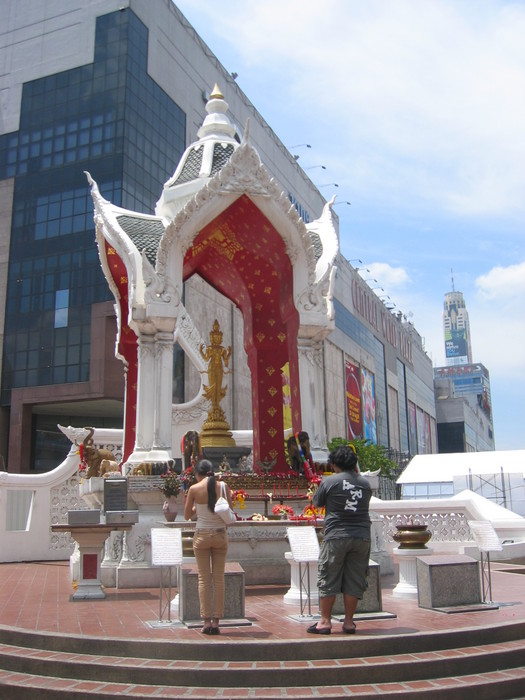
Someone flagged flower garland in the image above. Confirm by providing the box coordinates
[272,504,295,518]
[250,513,268,521]
[231,489,248,510]
[78,443,87,474]
[294,432,316,481]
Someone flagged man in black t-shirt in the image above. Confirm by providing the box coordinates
[307,445,372,635]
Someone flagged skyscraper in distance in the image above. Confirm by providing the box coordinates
[435,272,494,452]
[443,272,472,366]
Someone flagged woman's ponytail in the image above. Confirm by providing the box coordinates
[195,459,217,512]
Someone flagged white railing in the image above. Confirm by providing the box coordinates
[2,430,525,564]
[0,428,123,563]
[371,496,525,554]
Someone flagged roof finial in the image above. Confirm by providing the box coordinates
[197,83,236,140]
[210,83,224,100]
[451,268,455,292]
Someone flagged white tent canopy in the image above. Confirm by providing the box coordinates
[398,450,525,484]
[398,450,525,516]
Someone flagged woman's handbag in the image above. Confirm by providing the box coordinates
[214,481,236,525]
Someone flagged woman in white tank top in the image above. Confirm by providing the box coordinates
[184,459,234,634]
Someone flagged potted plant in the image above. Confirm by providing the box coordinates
[158,470,182,522]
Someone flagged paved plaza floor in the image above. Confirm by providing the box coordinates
[0,559,523,642]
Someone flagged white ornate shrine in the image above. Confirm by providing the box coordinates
[88,84,338,472]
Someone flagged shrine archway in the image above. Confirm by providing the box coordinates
[183,194,301,469]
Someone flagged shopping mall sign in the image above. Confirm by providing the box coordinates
[351,279,413,363]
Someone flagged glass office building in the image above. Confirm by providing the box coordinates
[1,1,437,472]
[0,7,185,469]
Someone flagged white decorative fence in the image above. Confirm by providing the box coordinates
[371,497,525,557]
[0,428,123,563]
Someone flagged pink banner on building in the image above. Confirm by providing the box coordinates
[345,359,362,440]
[408,401,417,455]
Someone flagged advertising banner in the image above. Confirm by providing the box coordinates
[416,407,426,455]
[345,359,362,440]
[360,367,377,444]
[445,328,469,363]
[281,362,292,433]
[408,401,418,455]
[424,412,432,454]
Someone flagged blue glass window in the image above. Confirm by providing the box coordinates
[0,8,186,402]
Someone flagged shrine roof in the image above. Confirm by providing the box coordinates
[309,231,323,261]
[172,142,235,186]
[116,214,165,266]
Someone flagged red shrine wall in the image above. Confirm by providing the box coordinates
[183,196,301,470]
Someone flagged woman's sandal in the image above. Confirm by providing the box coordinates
[307,623,331,635]
[210,626,220,635]
[342,623,356,634]
[202,625,213,635]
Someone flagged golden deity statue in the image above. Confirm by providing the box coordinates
[199,320,235,447]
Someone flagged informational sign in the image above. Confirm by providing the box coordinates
[286,526,320,562]
[467,520,502,553]
[103,479,128,513]
[151,528,183,566]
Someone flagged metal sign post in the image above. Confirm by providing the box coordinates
[287,527,320,619]
[468,520,503,605]
[150,528,183,625]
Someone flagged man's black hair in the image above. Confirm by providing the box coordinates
[329,445,358,472]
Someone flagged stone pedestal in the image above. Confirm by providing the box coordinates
[370,512,394,575]
[177,562,245,622]
[114,485,173,589]
[51,524,132,599]
[202,446,252,471]
[334,562,382,614]
[393,547,433,598]
[416,555,481,609]
[283,553,382,613]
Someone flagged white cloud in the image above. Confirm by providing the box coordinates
[468,262,525,378]
[476,261,525,301]
[360,262,409,289]
[175,0,525,448]
[178,0,525,221]
[469,304,525,376]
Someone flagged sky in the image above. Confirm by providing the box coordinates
[174,0,525,451]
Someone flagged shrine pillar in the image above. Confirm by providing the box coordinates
[154,330,175,455]
[127,326,174,467]
[297,337,327,451]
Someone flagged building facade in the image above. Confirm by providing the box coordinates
[1,0,436,472]
[434,363,495,452]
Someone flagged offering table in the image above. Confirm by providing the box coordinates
[51,523,133,599]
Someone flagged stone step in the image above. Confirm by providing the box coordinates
[0,665,524,699]
[2,620,525,662]
[0,637,524,687]
[0,624,524,698]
